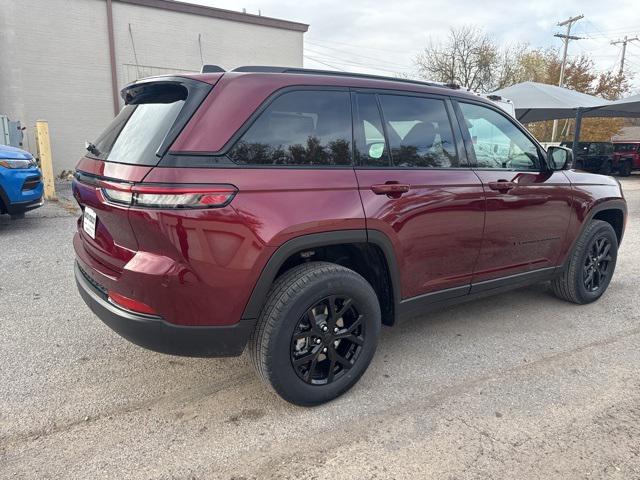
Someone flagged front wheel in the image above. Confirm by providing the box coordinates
[250,262,381,406]
[552,220,618,304]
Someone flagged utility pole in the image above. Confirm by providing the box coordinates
[611,36,640,76]
[551,14,584,142]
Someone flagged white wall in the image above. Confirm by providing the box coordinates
[0,0,114,172]
[0,0,304,172]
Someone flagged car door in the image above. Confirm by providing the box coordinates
[453,99,573,287]
[353,91,485,301]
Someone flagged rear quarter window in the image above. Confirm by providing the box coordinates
[227,90,353,166]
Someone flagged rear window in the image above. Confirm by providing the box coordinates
[88,83,188,166]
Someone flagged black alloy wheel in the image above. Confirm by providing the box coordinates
[250,262,381,406]
[583,236,613,292]
[290,295,364,385]
[552,219,618,304]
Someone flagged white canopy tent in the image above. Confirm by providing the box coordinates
[492,81,609,123]
[492,82,640,153]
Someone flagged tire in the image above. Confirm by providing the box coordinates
[599,161,612,175]
[618,160,632,177]
[250,261,381,406]
[552,220,618,304]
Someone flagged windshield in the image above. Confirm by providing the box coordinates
[614,143,639,153]
[88,83,187,166]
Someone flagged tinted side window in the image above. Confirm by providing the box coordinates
[459,102,541,171]
[379,95,459,168]
[228,90,352,166]
[354,93,391,167]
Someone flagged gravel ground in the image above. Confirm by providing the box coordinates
[1,177,639,479]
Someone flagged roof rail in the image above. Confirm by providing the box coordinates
[230,66,460,90]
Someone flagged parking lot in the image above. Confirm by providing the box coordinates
[1,177,639,479]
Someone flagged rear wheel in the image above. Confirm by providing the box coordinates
[618,160,632,177]
[599,161,612,175]
[552,220,617,304]
[250,262,381,406]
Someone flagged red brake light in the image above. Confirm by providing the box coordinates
[98,182,237,209]
[132,184,236,208]
[108,291,158,316]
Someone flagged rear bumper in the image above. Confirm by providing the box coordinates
[74,262,255,357]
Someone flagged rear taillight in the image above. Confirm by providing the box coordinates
[108,291,158,316]
[100,180,134,205]
[98,181,237,209]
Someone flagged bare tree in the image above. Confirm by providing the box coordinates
[416,26,535,92]
[415,26,499,92]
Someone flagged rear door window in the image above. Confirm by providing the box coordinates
[353,93,391,167]
[228,90,352,166]
[90,83,190,166]
[378,95,459,168]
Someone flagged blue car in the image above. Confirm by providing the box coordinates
[0,145,44,219]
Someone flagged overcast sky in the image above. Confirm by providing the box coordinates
[188,1,640,92]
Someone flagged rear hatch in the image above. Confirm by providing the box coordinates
[73,76,215,274]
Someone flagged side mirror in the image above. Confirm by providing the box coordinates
[547,146,573,171]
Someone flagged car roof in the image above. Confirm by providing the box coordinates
[182,66,490,103]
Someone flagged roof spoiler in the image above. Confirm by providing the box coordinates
[201,65,226,73]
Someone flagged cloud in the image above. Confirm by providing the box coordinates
[188,0,640,88]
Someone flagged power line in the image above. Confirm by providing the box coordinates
[611,36,640,75]
[303,55,345,71]
[306,57,411,76]
[306,37,403,55]
[579,24,640,37]
[305,48,410,72]
[305,41,413,69]
[552,14,584,141]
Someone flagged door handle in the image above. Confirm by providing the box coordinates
[487,180,516,192]
[371,182,411,198]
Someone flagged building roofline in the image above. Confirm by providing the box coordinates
[114,0,309,32]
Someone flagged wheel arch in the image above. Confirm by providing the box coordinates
[0,184,9,214]
[577,199,626,247]
[241,229,402,325]
[593,206,625,245]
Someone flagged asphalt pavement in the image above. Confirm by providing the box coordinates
[1,178,639,479]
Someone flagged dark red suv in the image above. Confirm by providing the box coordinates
[73,66,627,405]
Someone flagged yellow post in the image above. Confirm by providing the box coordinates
[35,120,57,201]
